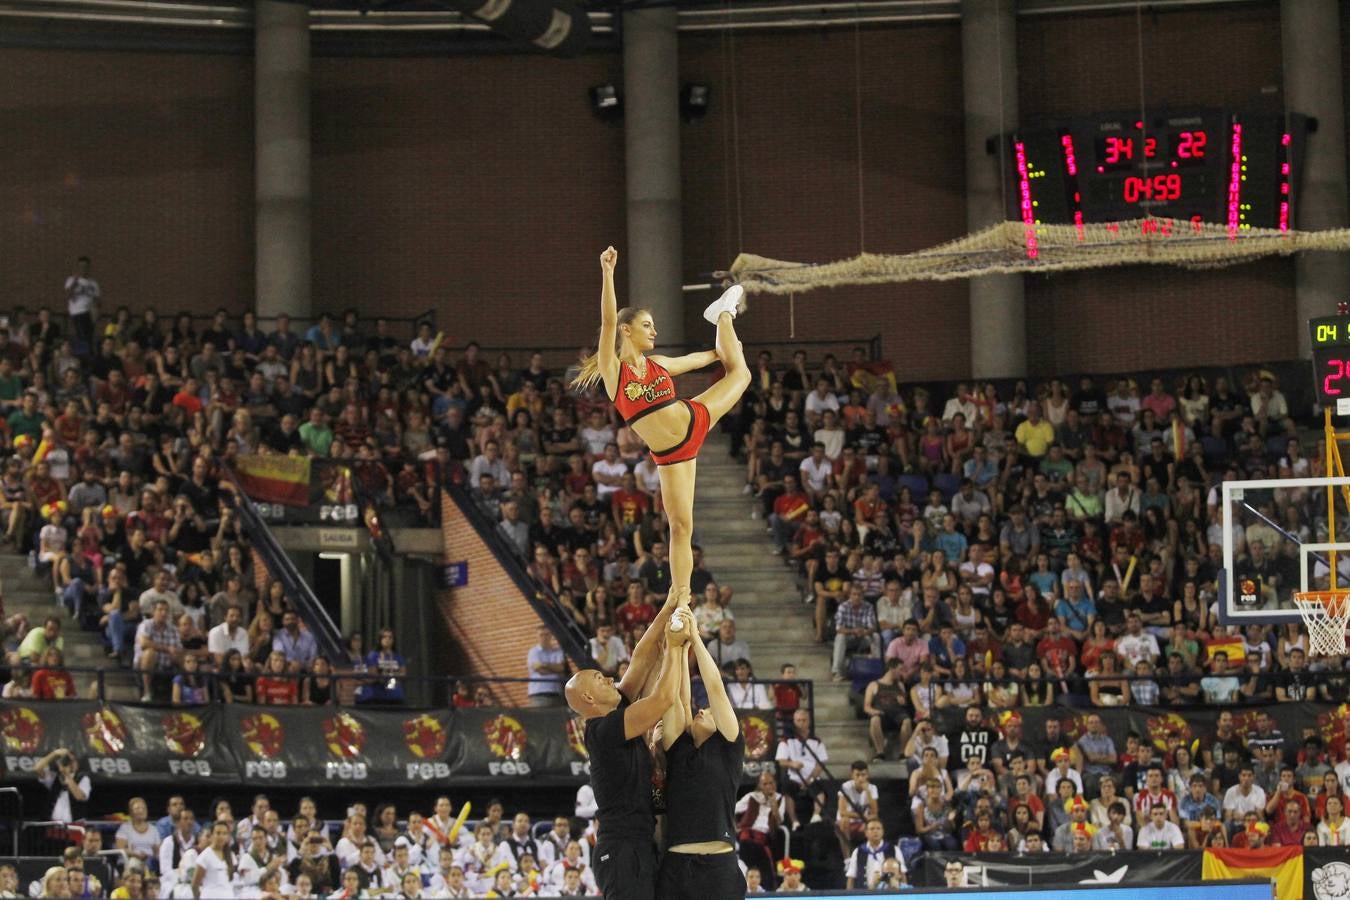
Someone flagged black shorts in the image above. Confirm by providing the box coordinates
[594,840,658,900]
[656,849,745,900]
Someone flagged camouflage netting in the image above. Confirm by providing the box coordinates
[727,219,1350,295]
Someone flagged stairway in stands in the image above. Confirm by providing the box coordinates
[693,448,885,772]
[1,550,136,700]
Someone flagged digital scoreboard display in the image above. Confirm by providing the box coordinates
[1311,314,1350,408]
[1007,110,1307,229]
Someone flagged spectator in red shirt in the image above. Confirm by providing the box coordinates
[613,582,657,642]
[171,377,204,416]
[1036,618,1078,682]
[962,810,1002,853]
[609,473,650,534]
[32,647,77,700]
[1268,798,1309,847]
[255,650,299,705]
[770,475,811,554]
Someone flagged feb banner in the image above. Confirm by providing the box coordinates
[915,850,1202,888]
[1204,846,1303,900]
[233,454,311,507]
[0,701,592,788]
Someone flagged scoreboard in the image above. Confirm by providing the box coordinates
[1007,110,1307,229]
[1311,315,1350,412]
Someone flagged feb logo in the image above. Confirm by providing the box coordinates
[323,713,366,759]
[565,717,588,759]
[82,708,127,755]
[741,715,772,761]
[0,706,44,753]
[484,715,526,760]
[1239,578,1259,607]
[402,714,447,759]
[1143,713,1193,752]
[161,713,206,757]
[240,713,285,759]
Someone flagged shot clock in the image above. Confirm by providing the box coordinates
[1311,315,1350,413]
[1007,110,1307,228]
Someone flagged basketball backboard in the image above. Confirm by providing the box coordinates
[1219,475,1350,625]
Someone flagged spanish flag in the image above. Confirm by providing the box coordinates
[233,454,311,507]
[1203,845,1302,900]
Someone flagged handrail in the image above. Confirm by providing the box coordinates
[5,668,815,718]
[215,461,346,662]
[0,787,20,858]
[444,482,596,669]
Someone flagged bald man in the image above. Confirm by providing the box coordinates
[568,602,693,900]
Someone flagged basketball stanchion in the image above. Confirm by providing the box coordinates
[1293,590,1350,657]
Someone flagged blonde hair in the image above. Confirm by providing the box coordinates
[570,307,648,392]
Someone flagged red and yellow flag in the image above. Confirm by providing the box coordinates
[233,454,311,507]
[1203,845,1303,900]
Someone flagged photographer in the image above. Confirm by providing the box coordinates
[844,818,905,890]
[34,746,91,823]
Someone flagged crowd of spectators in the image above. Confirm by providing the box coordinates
[0,262,468,709]
[11,791,616,898]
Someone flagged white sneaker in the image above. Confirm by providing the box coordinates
[703,284,746,324]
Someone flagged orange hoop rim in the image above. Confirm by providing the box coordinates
[1293,590,1350,614]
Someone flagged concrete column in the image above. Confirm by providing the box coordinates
[622,7,684,351]
[962,0,1025,378]
[255,0,311,320]
[1282,0,1349,358]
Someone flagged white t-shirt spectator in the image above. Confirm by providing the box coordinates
[65,275,100,316]
[194,846,234,894]
[1116,632,1160,667]
[805,391,840,418]
[799,457,832,495]
[578,425,615,458]
[590,458,626,499]
[776,734,828,788]
[1135,820,1184,849]
[1223,784,1267,820]
[958,560,995,598]
[37,768,91,823]
[207,622,250,661]
[115,820,162,864]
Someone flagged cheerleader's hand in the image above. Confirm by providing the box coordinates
[600,246,618,273]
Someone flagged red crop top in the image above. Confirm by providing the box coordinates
[613,358,679,425]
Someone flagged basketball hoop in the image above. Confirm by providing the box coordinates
[1293,590,1350,657]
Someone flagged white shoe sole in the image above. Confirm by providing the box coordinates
[703,284,746,324]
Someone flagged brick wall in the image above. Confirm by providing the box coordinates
[437,492,545,707]
[0,48,254,316]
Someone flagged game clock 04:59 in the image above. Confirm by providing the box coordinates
[1310,315,1350,406]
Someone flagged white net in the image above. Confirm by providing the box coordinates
[727,219,1350,295]
[1293,592,1350,658]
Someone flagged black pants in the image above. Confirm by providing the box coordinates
[594,839,658,900]
[656,849,745,900]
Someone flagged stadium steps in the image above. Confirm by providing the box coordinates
[693,448,881,773]
[0,552,139,701]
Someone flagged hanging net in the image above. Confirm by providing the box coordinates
[1293,590,1350,658]
[726,219,1350,295]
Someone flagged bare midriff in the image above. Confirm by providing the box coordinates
[667,840,735,854]
[629,402,692,455]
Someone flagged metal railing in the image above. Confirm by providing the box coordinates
[469,334,884,372]
[0,787,20,859]
[216,462,346,662]
[16,667,815,720]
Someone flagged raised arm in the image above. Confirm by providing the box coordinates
[660,647,689,750]
[617,586,680,700]
[691,629,740,741]
[624,609,693,740]
[596,247,622,399]
[649,350,719,378]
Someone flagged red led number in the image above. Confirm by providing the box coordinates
[1177,131,1207,159]
[1122,174,1182,203]
[1326,359,1347,397]
[1144,137,1157,158]
[1104,137,1133,164]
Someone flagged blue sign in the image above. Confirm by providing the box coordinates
[443,561,468,588]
